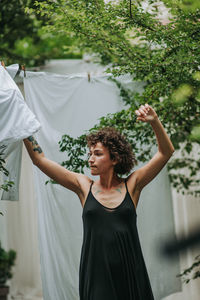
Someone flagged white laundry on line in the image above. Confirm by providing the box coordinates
[0,65,41,200]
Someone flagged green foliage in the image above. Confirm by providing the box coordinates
[0,145,14,216]
[59,134,88,173]
[38,1,200,196]
[0,242,16,286]
[162,0,200,12]
[0,181,15,193]
[0,148,16,272]
[0,0,82,66]
[177,254,200,284]
[0,145,14,193]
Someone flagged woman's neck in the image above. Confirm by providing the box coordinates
[98,172,123,189]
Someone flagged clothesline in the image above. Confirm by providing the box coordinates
[1,61,94,82]
[1,61,26,78]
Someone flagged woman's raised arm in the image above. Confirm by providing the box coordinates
[23,136,90,198]
[128,104,175,194]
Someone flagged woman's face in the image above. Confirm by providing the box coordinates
[88,142,116,176]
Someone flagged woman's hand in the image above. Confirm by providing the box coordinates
[135,104,158,123]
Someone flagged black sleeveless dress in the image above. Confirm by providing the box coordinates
[79,180,154,300]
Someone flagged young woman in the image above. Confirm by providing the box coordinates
[24,103,174,300]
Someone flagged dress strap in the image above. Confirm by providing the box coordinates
[90,180,94,191]
[124,178,128,191]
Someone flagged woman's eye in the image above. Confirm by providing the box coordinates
[87,152,102,157]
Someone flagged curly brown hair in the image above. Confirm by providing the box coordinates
[86,127,137,175]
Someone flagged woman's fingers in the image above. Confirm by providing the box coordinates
[136,104,151,116]
[135,110,140,115]
[139,107,147,115]
[143,104,151,113]
[138,107,147,115]
[135,104,152,123]
[135,104,157,123]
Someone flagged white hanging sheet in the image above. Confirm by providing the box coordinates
[23,70,181,300]
[0,65,41,200]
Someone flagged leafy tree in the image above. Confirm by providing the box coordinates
[35,0,200,197]
[0,0,82,67]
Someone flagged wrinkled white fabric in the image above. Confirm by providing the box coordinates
[6,64,21,79]
[0,66,41,200]
[0,66,40,145]
[23,70,181,300]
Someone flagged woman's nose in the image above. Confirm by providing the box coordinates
[89,155,94,163]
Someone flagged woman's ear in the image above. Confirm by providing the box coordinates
[111,153,119,166]
[112,160,117,166]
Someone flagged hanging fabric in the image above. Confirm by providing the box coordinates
[0,65,41,200]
